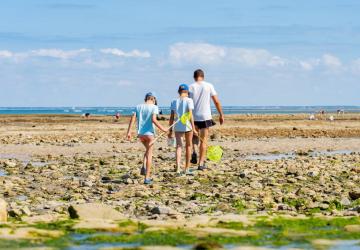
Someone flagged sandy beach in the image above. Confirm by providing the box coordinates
[0,114,360,249]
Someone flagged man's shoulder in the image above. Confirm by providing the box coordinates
[202,81,214,87]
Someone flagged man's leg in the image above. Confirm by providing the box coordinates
[198,127,209,167]
[185,131,193,171]
[191,126,199,164]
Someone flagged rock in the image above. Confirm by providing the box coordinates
[151,206,176,215]
[21,206,32,216]
[4,160,17,168]
[0,227,63,240]
[73,219,120,231]
[22,214,63,224]
[250,181,263,189]
[344,225,360,233]
[0,198,7,222]
[286,166,298,175]
[307,170,319,177]
[8,208,22,218]
[68,203,125,220]
[349,189,360,200]
[191,227,257,237]
[340,197,351,206]
[193,242,223,250]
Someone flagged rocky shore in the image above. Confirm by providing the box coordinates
[0,114,360,249]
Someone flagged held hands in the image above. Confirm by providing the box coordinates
[193,129,198,137]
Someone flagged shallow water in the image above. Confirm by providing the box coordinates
[64,240,360,250]
[0,169,6,176]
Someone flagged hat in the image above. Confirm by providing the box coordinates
[178,83,189,92]
[145,92,157,100]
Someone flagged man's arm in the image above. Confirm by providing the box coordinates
[212,95,224,125]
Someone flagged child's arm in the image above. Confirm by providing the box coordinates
[189,109,198,136]
[168,110,175,137]
[152,114,167,132]
[126,113,136,140]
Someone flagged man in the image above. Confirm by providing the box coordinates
[189,69,224,170]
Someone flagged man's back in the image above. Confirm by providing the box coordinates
[189,81,217,122]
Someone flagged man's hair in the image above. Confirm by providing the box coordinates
[193,69,205,80]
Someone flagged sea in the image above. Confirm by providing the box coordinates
[0,106,359,115]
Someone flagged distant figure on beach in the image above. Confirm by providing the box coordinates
[83,113,90,118]
[126,92,167,185]
[189,69,224,170]
[115,112,120,120]
[337,109,345,115]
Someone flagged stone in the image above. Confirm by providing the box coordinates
[22,214,63,224]
[21,206,32,216]
[150,206,176,215]
[0,198,7,222]
[344,225,360,232]
[340,197,351,206]
[0,227,63,240]
[349,189,360,200]
[191,227,257,237]
[307,170,319,177]
[73,219,120,232]
[68,203,126,220]
[250,181,263,189]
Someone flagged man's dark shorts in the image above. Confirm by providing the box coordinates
[194,119,216,129]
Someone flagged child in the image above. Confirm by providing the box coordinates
[126,92,167,184]
[168,84,197,175]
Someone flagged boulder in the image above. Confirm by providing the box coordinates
[349,189,360,200]
[68,203,125,220]
[0,198,7,222]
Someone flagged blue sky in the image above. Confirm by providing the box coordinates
[0,0,360,106]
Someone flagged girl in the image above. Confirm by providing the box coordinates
[126,92,167,184]
[168,84,197,175]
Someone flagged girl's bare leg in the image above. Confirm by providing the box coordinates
[140,136,154,179]
[175,132,183,172]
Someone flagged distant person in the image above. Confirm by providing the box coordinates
[84,113,90,118]
[115,112,120,120]
[168,84,197,175]
[126,92,167,185]
[189,69,224,170]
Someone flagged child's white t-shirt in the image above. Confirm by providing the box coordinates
[170,97,194,132]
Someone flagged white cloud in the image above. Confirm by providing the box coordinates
[322,54,342,69]
[100,48,151,58]
[169,42,226,64]
[168,42,286,67]
[230,48,286,67]
[30,48,90,59]
[0,50,13,58]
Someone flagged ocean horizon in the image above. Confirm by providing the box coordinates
[0,106,359,115]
